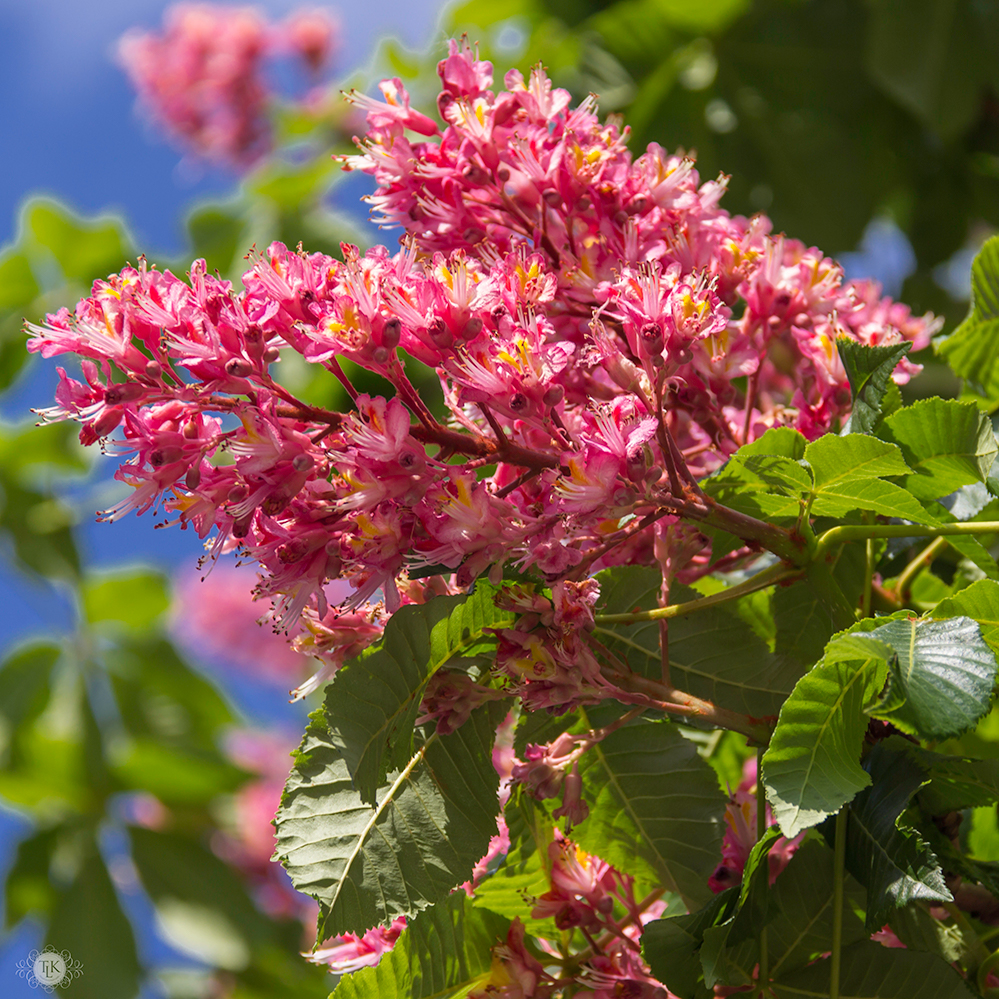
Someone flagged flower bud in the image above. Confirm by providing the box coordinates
[543,384,564,407]
[292,453,314,473]
[381,318,401,350]
[144,360,162,380]
[185,465,201,491]
[462,316,483,339]
[639,321,664,356]
[225,357,253,378]
[262,345,280,364]
[427,318,453,349]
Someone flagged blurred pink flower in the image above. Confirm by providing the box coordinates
[170,562,313,685]
[118,3,339,169]
[281,8,338,74]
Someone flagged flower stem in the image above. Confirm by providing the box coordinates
[594,560,800,624]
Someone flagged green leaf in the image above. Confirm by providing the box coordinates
[129,826,273,968]
[83,570,169,630]
[888,901,970,964]
[325,586,514,804]
[762,648,888,838]
[106,636,234,751]
[25,199,130,283]
[866,0,986,141]
[773,545,869,670]
[0,642,58,737]
[472,800,553,936]
[595,569,805,718]
[936,235,999,397]
[187,205,246,276]
[803,434,910,489]
[0,475,80,579]
[110,739,248,805]
[809,475,938,522]
[826,741,950,930]
[771,939,972,998]
[331,892,508,999]
[697,827,783,988]
[642,890,736,999]
[0,250,39,310]
[931,578,999,653]
[713,838,869,987]
[837,338,912,435]
[570,711,725,908]
[275,701,506,940]
[867,616,997,740]
[879,398,998,500]
[737,426,807,460]
[653,0,748,32]
[4,825,60,928]
[45,836,141,999]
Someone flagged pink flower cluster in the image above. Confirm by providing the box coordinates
[471,833,671,999]
[118,3,338,169]
[30,41,937,713]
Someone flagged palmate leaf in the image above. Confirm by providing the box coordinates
[714,838,868,988]
[837,338,912,435]
[325,586,514,803]
[936,234,999,399]
[594,568,804,718]
[571,711,726,909]
[331,893,508,999]
[878,397,998,500]
[770,939,973,998]
[808,475,937,522]
[762,632,893,837]
[274,700,507,940]
[821,741,950,930]
[642,889,736,999]
[866,615,997,740]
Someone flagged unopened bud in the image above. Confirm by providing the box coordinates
[496,167,511,182]
[427,318,453,349]
[462,316,483,339]
[225,357,253,378]
[372,346,390,364]
[228,484,248,504]
[262,345,280,364]
[185,465,201,491]
[542,189,562,207]
[509,392,528,413]
[381,318,401,350]
[292,453,314,473]
[144,360,162,380]
[640,321,664,355]
[543,384,564,407]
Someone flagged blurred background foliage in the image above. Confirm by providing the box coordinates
[2,0,999,996]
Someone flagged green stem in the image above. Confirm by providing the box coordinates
[815,521,999,562]
[757,746,769,998]
[862,537,873,619]
[594,561,801,625]
[894,535,948,602]
[831,806,848,999]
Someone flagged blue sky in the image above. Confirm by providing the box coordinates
[0,0,443,254]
